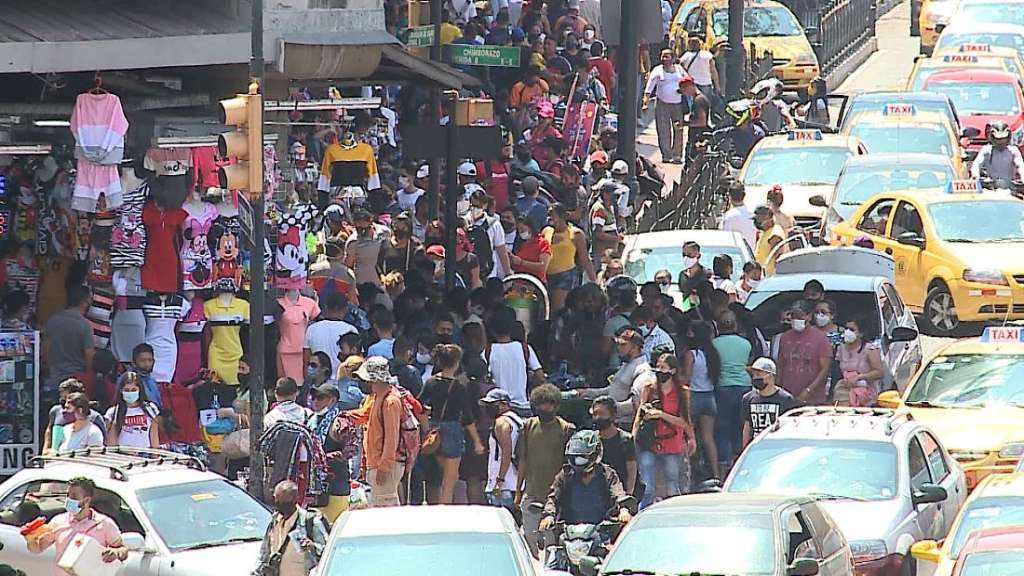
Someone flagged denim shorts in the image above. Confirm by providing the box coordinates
[691,390,718,416]
[435,420,465,458]
[547,269,580,291]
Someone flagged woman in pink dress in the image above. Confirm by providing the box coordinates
[277,289,321,384]
[834,317,884,406]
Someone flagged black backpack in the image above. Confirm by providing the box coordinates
[468,216,496,278]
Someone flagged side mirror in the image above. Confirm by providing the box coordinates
[961,126,980,139]
[913,483,948,507]
[896,231,926,249]
[910,539,942,564]
[579,555,602,576]
[804,27,819,43]
[787,557,820,576]
[808,194,828,208]
[729,156,745,169]
[121,532,153,554]
[935,22,947,34]
[877,390,902,409]
[890,326,919,343]
[528,501,545,513]
[699,478,723,493]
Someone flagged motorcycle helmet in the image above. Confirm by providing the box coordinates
[565,430,603,473]
[751,78,784,103]
[987,121,1011,147]
[724,99,754,126]
[605,274,639,308]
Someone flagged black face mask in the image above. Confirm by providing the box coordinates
[655,370,673,383]
[752,378,768,391]
[237,373,250,387]
[591,417,613,431]
[535,408,557,422]
[275,501,297,517]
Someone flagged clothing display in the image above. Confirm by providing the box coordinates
[70,92,129,212]
[110,181,149,268]
[140,202,187,292]
[110,268,146,363]
[275,204,319,289]
[181,201,217,290]
[143,293,190,383]
[277,293,320,383]
[175,293,207,385]
[317,141,380,192]
[210,215,244,293]
[204,294,249,385]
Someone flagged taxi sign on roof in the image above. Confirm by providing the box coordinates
[947,179,982,193]
[960,43,991,53]
[981,326,1024,343]
[788,129,823,141]
[944,54,979,64]
[883,103,916,116]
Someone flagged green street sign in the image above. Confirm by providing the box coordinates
[405,25,435,47]
[447,44,521,67]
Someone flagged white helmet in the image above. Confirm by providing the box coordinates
[752,78,784,102]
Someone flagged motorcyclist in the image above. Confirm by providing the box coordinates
[539,430,633,530]
[751,78,795,133]
[699,99,766,161]
[971,121,1024,184]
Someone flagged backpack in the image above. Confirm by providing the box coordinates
[468,216,496,278]
[392,385,424,463]
[492,411,525,468]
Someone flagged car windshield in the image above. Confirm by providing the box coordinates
[927,201,1024,241]
[958,2,1024,26]
[962,550,1024,576]
[603,511,777,575]
[136,479,269,552]
[906,354,1024,407]
[321,533,523,576]
[624,244,745,282]
[937,32,1024,56]
[925,82,1021,115]
[950,497,1024,558]
[743,148,853,186]
[834,163,954,218]
[712,6,803,37]
[848,124,953,156]
[728,439,899,501]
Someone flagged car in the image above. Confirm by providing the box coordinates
[878,326,1024,489]
[312,505,542,576]
[940,0,1024,40]
[949,526,1024,575]
[829,189,1024,336]
[586,493,854,576]
[813,153,956,242]
[725,407,967,576]
[919,0,962,55]
[621,229,754,308]
[0,447,269,576]
[907,50,1024,91]
[934,23,1024,60]
[671,0,820,93]
[738,130,867,241]
[921,68,1024,152]
[840,106,967,176]
[909,472,1024,576]
[746,248,923,391]
[838,91,962,133]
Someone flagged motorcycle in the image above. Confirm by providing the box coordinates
[531,497,637,576]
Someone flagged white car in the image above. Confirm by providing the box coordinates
[0,447,269,576]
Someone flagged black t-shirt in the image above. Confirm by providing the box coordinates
[600,428,637,493]
[191,380,238,412]
[322,427,352,496]
[390,360,423,397]
[379,239,425,276]
[422,376,476,425]
[741,388,797,438]
[455,253,480,286]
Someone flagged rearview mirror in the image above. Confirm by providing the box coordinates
[877,390,902,409]
[729,156,745,169]
[699,478,723,493]
[808,194,827,208]
[579,555,602,576]
[911,540,942,563]
[896,231,926,249]
[804,26,819,43]
[787,557,820,576]
[121,532,153,554]
[961,126,980,139]
[913,483,948,507]
[890,326,918,343]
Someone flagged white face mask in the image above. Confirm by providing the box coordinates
[681,256,699,270]
[843,329,858,344]
[791,318,807,332]
[746,278,760,289]
[416,352,431,364]
[398,176,410,188]
[814,313,831,327]
[519,231,532,241]
[659,283,671,294]
[470,206,485,220]
[637,324,652,338]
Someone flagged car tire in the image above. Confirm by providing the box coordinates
[910,0,921,36]
[922,284,960,336]
[900,553,916,576]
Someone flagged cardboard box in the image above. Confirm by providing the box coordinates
[455,98,495,126]
[58,533,121,576]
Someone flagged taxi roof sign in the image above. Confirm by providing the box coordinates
[788,129,823,141]
[960,43,991,53]
[947,179,982,193]
[883,103,916,116]
[943,54,979,64]
[980,326,1024,343]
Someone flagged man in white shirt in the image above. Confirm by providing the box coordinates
[643,49,686,164]
[485,308,543,405]
[396,164,426,211]
[303,293,358,375]
[679,36,721,102]
[721,184,758,249]
[467,189,511,279]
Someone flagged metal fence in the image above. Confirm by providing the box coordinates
[780,0,878,77]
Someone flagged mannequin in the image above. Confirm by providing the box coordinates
[204,290,250,386]
[143,292,189,383]
[318,131,380,193]
[141,199,187,292]
[175,289,207,384]
[110,268,147,363]
[276,288,320,383]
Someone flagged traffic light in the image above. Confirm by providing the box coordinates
[217,83,263,199]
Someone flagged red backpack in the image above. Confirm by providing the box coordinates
[392,386,423,463]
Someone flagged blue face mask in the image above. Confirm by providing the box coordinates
[65,498,82,514]
[122,389,140,404]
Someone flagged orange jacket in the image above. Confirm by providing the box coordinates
[364,388,402,473]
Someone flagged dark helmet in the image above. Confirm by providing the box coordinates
[605,274,639,307]
[565,430,603,473]
[988,121,1011,146]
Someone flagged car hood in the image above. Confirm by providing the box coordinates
[744,183,833,218]
[906,405,1024,451]
[819,499,904,542]
[941,241,1024,272]
[168,542,262,576]
[749,35,817,63]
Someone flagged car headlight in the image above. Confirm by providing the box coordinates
[795,53,817,65]
[1012,126,1024,146]
[963,268,1009,285]
[849,539,888,563]
[998,442,1024,459]
[564,539,591,563]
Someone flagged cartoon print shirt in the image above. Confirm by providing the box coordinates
[140,201,187,293]
[210,214,244,293]
[110,181,149,268]
[181,203,218,290]
[275,203,320,289]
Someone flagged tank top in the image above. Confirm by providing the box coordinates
[486,411,523,491]
[690,349,713,392]
[543,224,579,275]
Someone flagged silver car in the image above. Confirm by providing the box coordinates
[725,407,968,576]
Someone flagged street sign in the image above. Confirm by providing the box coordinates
[405,25,435,47]
[447,44,521,67]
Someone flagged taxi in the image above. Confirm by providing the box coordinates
[907,49,1024,91]
[739,129,866,241]
[671,0,819,92]
[908,472,1024,576]
[934,23,1024,60]
[829,188,1024,336]
[919,0,961,55]
[922,68,1024,152]
[840,104,967,175]
[878,326,1024,489]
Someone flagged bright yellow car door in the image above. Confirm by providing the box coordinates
[885,200,929,308]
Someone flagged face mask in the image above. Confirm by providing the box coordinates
[238,373,250,387]
[591,417,613,430]
[471,206,485,220]
[637,324,652,338]
[65,498,82,514]
[536,408,556,422]
[306,366,319,378]
[436,334,453,345]
[275,502,297,517]
[791,318,807,332]
[659,283,671,294]
[681,256,699,270]
[814,313,831,327]
[134,366,151,376]
[519,231,532,241]
[746,278,760,289]
[752,377,768,391]
[501,219,516,233]
[122,389,140,404]
[398,176,410,188]
[571,456,590,468]
[843,329,858,344]
[655,370,674,383]
[585,29,595,40]
[416,352,431,364]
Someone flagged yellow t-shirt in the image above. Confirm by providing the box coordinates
[440,23,462,45]
[543,224,580,275]
[204,296,250,385]
[755,224,786,271]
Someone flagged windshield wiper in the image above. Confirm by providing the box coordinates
[602,571,658,576]
[179,536,262,551]
[942,238,978,243]
[810,492,867,502]
[904,399,944,408]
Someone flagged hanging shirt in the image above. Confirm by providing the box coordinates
[71,93,129,212]
[181,202,218,290]
[210,215,244,293]
[205,296,250,385]
[277,295,321,356]
[110,181,149,268]
[275,203,319,289]
[142,293,190,383]
[317,142,380,192]
[141,202,187,292]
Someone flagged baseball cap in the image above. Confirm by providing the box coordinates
[589,150,609,165]
[313,383,341,399]
[611,159,629,175]
[426,244,445,258]
[416,164,430,179]
[479,388,512,404]
[457,161,477,177]
[750,357,777,375]
[679,74,695,85]
[324,204,344,221]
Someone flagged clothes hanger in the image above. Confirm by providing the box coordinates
[88,72,109,95]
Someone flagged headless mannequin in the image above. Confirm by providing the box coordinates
[219,292,234,308]
[213,190,238,218]
[284,288,300,305]
[184,188,205,216]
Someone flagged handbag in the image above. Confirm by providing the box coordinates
[222,428,250,459]
[419,378,456,456]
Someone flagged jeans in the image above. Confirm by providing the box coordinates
[654,100,685,161]
[520,496,545,556]
[637,450,683,509]
[714,386,748,470]
[487,489,516,509]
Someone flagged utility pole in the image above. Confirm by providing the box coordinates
[428,0,443,219]
[726,0,745,99]
[444,91,459,290]
[248,0,267,502]
[618,0,640,198]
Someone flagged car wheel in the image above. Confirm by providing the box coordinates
[900,553,916,576]
[923,284,960,336]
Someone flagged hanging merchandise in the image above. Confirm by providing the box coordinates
[70,90,129,212]
[140,200,187,292]
[317,133,380,192]
[145,147,193,209]
[276,291,320,384]
[264,144,281,200]
[110,181,149,269]
[0,331,39,474]
[142,293,189,383]
[70,210,94,262]
[174,292,207,385]
[209,214,243,293]
[181,192,217,291]
[204,292,249,386]
[191,146,233,192]
[274,203,319,289]
[110,268,146,363]
[87,211,114,284]
[86,286,114,350]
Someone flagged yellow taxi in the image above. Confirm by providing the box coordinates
[670,0,819,92]
[829,188,1024,336]
[738,129,866,240]
[840,104,966,175]
[907,47,1024,91]
[919,0,961,55]
[879,326,1024,489]
[908,472,1024,576]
